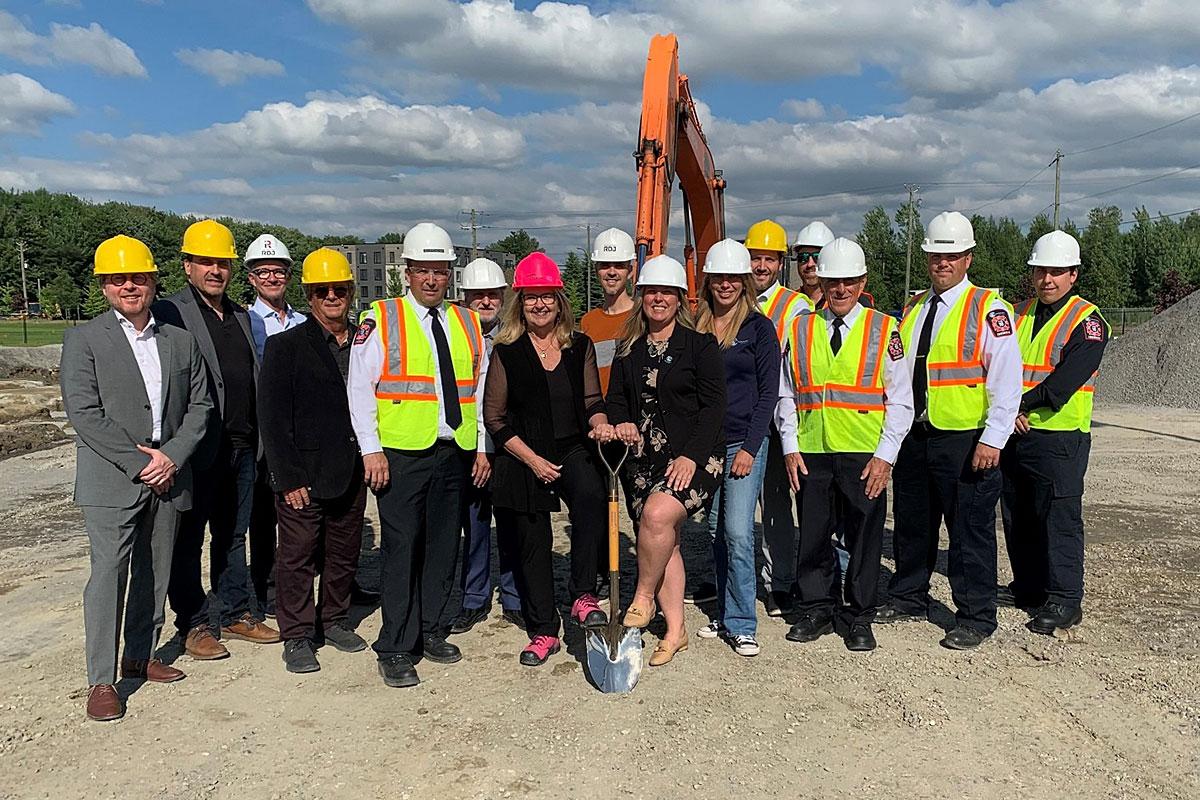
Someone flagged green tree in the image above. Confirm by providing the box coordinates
[1079,206,1129,306]
[894,200,925,301]
[561,251,589,318]
[83,280,109,318]
[489,230,541,261]
[40,269,80,318]
[377,231,404,244]
[856,206,902,310]
[386,266,407,298]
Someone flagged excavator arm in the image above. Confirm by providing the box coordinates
[633,34,726,305]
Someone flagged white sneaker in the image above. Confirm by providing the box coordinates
[730,635,760,657]
[696,621,726,639]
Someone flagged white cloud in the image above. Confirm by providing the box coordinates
[175,48,286,86]
[0,11,146,77]
[0,156,166,195]
[781,99,826,121]
[0,72,75,135]
[188,178,254,196]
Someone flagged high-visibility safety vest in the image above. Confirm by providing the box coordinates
[372,298,483,450]
[787,308,895,453]
[899,284,1009,431]
[1013,295,1108,433]
[760,284,814,342]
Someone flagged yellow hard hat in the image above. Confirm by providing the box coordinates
[181,219,238,260]
[301,248,354,284]
[745,219,789,252]
[94,234,157,276]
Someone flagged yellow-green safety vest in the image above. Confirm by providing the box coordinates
[760,284,814,342]
[899,284,1010,431]
[786,308,895,453]
[373,298,483,450]
[1013,295,1108,433]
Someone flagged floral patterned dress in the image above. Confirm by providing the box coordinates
[626,338,725,520]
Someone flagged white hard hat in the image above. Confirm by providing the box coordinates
[793,220,835,250]
[244,234,292,267]
[815,238,867,279]
[703,238,751,274]
[638,254,688,290]
[460,258,507,290]
[921,211,976,253]
[401,222,456,262]
[592,227,636,262]
[1027,230,1081,268]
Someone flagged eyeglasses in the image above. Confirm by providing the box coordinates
[104,273,152,286]
[794,252,819,263]
[408,267,451,280]
[522,293,558,306]
[308,285,350,298]
[251,267,290,280]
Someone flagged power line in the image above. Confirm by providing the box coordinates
[1064,160,1200,205]
[1063,109,1200,157]
[1117,205,1200,227]
[967,162,1053,214]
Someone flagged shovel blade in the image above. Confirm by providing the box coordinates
[584,628,643,693]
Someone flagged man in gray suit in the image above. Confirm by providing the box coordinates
[153,219,280,660]
[61,235,213,721]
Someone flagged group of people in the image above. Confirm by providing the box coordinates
[64,209,1108,721]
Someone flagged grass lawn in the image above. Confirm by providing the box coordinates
[0,319,77,347]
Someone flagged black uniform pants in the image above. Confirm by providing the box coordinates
[249,457,276,613]
[1001,429,1089,608]
[794,452,886,624]
[372,442,471,660]
[889,426,1002,635]
[494,441,607,638]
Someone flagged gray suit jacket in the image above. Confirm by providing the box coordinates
[60,311,213,510]
[152,287,261,468]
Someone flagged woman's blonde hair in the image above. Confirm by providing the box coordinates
[616,286,695,357]
[694,273,760,350]
[493,288,575,347]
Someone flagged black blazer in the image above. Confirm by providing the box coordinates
[607,325,726,465]
[257,318,360,500]
[486,331,604,513]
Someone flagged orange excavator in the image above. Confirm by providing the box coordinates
[633,34,726,306]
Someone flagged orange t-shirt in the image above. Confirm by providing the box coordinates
[580,307,632,396]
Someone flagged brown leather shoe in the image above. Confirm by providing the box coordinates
[86,684,123,722]
[221,613,281,644]
[121,658,186,683]
[185,626,230,660]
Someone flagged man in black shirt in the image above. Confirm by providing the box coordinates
[1000,230,1109,635]
[154,219,279,660]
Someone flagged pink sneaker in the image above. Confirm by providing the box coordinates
[520,635,561,666]
[571,593,608,628]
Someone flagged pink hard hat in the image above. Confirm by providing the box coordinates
[511,252,564,290]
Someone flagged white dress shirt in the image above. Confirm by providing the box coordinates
[347,293,489,455]
[775,302,915,464]
[756,281,809,332]
[905,278,1022,449]
[249,297,306,359]
[114,309,164,442]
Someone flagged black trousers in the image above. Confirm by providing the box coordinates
[249,457,277,614]
[1001,429,1090,608]
[794,452,886,623]
[494,441,607,638]
[373,442,471,660]
[889,426,1002,635]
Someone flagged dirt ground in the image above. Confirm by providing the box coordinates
[1,405,1197,800]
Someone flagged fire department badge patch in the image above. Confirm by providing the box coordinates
[887,330,905,361]
[353,318,376,346]
[1082,316,1104,342]
[986,310,1013,337]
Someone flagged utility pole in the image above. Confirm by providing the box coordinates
[585,223,592,312]
[17,239,28,344]
[460,208,481,259]
[903,184,919,301]
[1053,148,1063,230]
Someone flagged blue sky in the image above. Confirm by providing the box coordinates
[2,1,1200,260]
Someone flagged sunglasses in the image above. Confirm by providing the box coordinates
[794,252,819,263]
[308,285,349,298]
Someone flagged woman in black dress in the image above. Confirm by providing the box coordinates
[607,255,727,666]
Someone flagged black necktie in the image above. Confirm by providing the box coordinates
[912,294,941,421]
[428,307,462,430]
[830,316,844,355]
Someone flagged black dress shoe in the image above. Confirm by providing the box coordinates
[845,623,876,652]
[422,636,462,664]
[997,584,1044,611]
[450,605,490,635]
[500,609,526,630]
[378,655,419,688]
[785,613,834,642]
[283,639,320,674]
[321,621,367,653]
[875,603,925,624]
[350,581,381,606]
[1027,603,1082,635]
[940,626,987,650]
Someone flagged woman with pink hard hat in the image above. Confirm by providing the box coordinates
[482,253,616,666]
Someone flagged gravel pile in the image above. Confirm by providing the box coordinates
[1096,290,1200,408]
[0,344,61,381]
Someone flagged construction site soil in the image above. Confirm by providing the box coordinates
[0,403,1197,800]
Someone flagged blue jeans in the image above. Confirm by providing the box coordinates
[706,439,769,637]
[460,486,520,612]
